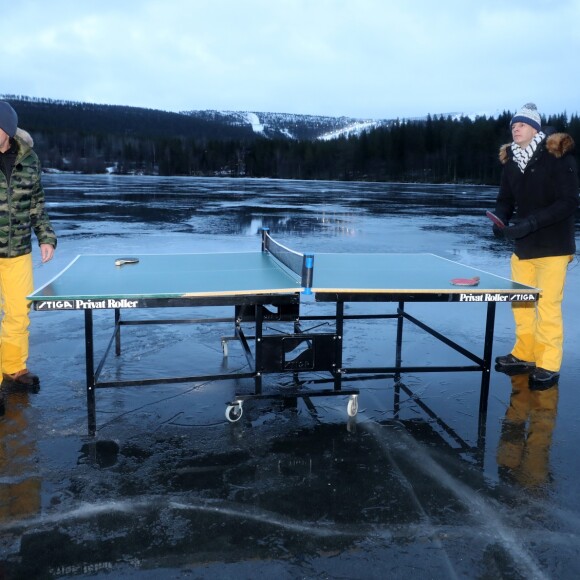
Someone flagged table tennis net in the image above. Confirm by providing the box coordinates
[262,230,313,290]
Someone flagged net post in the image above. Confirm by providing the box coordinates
[302,253,314,294]
[261,227,270,252]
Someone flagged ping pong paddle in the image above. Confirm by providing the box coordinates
[450,276,480,286]
[115,257,140,266]
[486,211,505,229]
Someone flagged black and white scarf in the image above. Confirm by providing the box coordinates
[511,131,545,173]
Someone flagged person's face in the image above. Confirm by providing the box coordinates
[511,122,538,148]
[0,128,10,153]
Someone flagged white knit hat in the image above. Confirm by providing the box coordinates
[510,103,541,132]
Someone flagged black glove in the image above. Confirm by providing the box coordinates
[503,216,538,240]
[492,224,504,239]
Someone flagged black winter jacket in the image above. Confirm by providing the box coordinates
[495,132,578,259]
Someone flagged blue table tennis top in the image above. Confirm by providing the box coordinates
[28,251,539,308]
[29,253,302,301]
[311,253,537,294]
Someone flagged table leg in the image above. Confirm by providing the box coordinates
[115,308,121,356]
[85,310,96,436]
[334,301,344,390]
[395,301,405,383]
[477,302,496,453]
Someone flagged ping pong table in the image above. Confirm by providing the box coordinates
[28,229,539,435]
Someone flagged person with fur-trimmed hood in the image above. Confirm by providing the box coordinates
[0,101,57,388]
[493,103,578,388]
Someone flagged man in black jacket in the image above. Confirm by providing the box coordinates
[493,103,579,387]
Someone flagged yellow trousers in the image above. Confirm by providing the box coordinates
[0,392,41,521]
[510,253,572,372]
[0,253,33,375]
[496,373,558,490]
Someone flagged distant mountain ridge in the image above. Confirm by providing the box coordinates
[181,109,501,140]
[3,95,492,142]
[181,109,395,141]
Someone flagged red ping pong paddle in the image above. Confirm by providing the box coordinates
[486,211,505,229]
[450,276,480,286]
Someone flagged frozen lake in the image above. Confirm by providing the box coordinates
[2,174,580,578]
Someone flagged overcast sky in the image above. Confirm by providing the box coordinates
[4,0,580,120]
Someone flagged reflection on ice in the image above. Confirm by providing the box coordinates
[497,374,559,493]
[42,174,501,241]
[2,415,578,577]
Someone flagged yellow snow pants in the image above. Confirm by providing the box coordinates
[510,253,572,372]
[0,253,33,375]
[496,372,559,490]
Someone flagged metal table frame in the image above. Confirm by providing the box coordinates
[78,293,358,435]
[308,293,503,448]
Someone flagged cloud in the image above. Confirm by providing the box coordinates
[4,0,580,118]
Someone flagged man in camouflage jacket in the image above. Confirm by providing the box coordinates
[0,101,57,388]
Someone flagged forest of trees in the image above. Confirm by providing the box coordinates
[5,95,580,185]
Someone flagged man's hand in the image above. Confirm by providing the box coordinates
[503,216,538,240]
[492,224,504,238]
[40,244,55,263]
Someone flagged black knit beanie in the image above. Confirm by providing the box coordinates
[0,101,18,137]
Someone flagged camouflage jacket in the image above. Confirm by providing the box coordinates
[0,132,57,258]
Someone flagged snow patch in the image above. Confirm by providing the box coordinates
[245,112,265,134]
[318,121,382,141]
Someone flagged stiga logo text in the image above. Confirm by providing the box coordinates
[35,299,139,310]
[458,293,536,302]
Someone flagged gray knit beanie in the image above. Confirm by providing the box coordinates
[510,102,541,132]
[0,101,18,137]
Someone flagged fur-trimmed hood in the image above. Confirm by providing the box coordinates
[499,132,575,164]
[15,127,33,147]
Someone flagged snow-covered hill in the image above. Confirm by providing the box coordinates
[182,108,497,141]
[183,109,395,141]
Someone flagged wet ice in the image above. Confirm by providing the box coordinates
[2,175,580,578]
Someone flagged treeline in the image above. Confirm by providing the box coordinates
[6,96,580,184]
